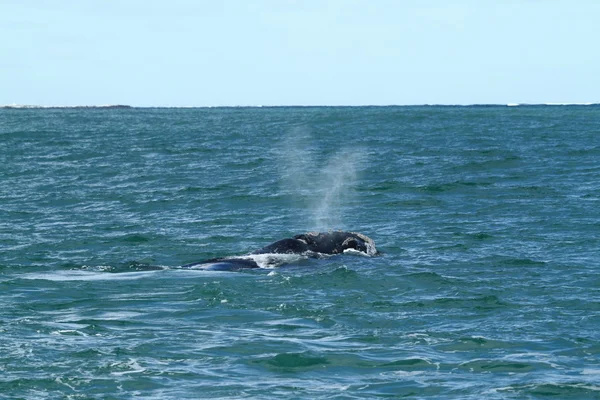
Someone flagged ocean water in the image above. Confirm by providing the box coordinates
[1,105,599,399]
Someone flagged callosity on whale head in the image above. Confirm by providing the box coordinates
[292,231,378,256]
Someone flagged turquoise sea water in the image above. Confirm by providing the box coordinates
[1,106,599,399]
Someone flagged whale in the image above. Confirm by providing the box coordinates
[181,231,377,271]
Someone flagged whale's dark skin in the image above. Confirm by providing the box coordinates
[182,231,377,271]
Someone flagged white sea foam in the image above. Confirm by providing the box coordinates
[239,253,307,268]
[343,248,371,257]
[21,269,160,281]
[110,359,146,376]
[51,329,88,336]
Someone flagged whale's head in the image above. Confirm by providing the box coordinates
[293,231,378,256]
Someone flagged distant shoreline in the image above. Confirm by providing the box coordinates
[1,104,132,109]
[1,103,598,109]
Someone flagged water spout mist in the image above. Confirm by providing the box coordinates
[276,127,364,231]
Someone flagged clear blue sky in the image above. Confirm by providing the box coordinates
[1,0,599,106]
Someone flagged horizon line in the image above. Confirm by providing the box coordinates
[2,102,599,109]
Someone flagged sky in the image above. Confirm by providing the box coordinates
[1,0,599,107]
